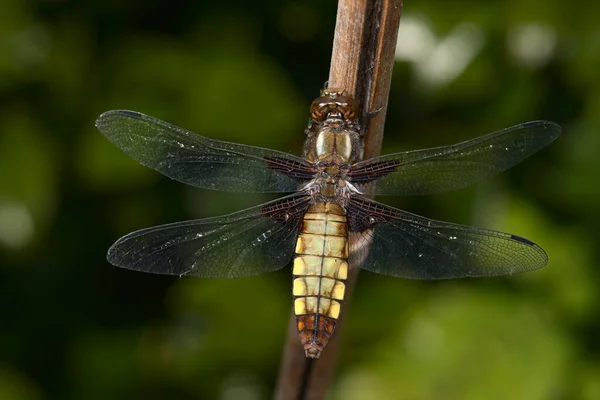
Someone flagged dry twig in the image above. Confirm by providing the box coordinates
[275,1,402,398]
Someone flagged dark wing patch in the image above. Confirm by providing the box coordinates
[264,156,316,181]
[346,160,400,182]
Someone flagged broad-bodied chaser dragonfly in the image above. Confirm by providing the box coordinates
[96,89,560,358]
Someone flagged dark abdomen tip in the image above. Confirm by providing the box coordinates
[305,344,322,359]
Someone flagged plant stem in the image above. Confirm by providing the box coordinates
[275,1,402,398]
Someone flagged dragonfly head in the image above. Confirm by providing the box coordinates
[310,88,358,122]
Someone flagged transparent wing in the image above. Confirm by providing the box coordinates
[349,121,561,195]
[107,194,311,278]
[347,196,547,279]
[96,110,315,193]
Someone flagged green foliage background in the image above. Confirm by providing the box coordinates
[0,0,598,399]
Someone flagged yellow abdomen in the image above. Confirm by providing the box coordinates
[293,202,348,358]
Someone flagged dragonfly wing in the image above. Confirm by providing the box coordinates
[96,110,315,193]
[349,121,561,196]
[107,194,311,278]
[347,196,547,279]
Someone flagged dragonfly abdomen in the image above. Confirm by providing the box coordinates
[293,202,348,358]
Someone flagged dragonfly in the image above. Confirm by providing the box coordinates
[96,89,561,359]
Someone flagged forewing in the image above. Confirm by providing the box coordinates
[349,121,561,195]
[107,194,311,278]
[96,110,314,193]
[347,196,547,279]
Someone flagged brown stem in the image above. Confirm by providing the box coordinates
[274,1,402,399]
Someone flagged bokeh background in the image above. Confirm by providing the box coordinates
[1,0,598,399]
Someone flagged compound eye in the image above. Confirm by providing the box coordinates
[311,108,325,121]
[341,107,356,120]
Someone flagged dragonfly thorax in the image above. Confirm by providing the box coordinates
[305,162,358,203]
[315,128,352,161]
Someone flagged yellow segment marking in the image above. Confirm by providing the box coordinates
[328,300,341,319]
[335,260,348,279]
[292,257,307,275]
[293,279,307,296]
[294,298,306,315]
[331,281,345,300]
